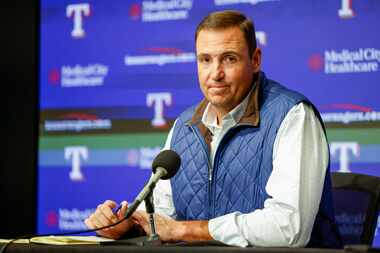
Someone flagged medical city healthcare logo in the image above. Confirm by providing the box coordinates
[48,64,109,87]
[128,0,193,22]
[308,48,380,74]
[45,208,94,231]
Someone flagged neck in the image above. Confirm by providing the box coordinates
[212,106,230,126]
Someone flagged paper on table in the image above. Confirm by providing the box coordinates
[0,239,30,244]
[30,236,114,245]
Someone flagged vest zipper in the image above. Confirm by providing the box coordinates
[210,123,254,217]
[187,123,254,218]
[187,123,213,219]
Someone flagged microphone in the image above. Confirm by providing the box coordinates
[152,149,181,180]
[124,150,181,219]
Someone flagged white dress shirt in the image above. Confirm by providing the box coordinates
[149,93,329,247]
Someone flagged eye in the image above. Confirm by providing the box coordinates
[198,55,211,64]
[224,55,237,64]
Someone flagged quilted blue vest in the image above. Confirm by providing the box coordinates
[170,72,341,248]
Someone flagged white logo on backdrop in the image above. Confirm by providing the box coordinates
[45,119,112,132]
[146,92,172,127]
[141,0,193,22]
[322,111,380,124]
[324,48,380,74]
[139,147,162,169]
[65,146,89,181]
[59,208,94,230]
[338,0,354,18]
[61,64,109,87]
[214,0,278,6]
[125,53,196,66]
[255,31,267,46]
[66,3,90,38]
[330,142,360,173]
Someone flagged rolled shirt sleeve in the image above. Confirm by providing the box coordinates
[149,120,178,218]
[208,103,329,247]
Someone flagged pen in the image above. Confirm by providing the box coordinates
[112,203,122,214]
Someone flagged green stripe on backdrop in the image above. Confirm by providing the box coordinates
[39,127,380,149]
[40,128,380,149]
[326,128,380,144]
[39,133,169,149]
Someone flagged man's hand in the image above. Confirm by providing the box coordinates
[84,200,134,239]
[132,211,212,242]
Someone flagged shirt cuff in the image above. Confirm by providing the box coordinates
[208,212,249,247]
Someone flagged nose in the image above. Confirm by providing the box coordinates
[210,62,225,81]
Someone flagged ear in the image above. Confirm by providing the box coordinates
[251,48,262,73]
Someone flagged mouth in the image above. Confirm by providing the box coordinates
[208,85,229,94]
[207,82,229,89]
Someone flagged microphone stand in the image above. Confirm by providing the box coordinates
[143,191,162,245]
[115,192,162,246]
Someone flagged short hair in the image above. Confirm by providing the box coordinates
[195,10,257,57]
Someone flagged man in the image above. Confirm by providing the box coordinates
[85,10,341,248]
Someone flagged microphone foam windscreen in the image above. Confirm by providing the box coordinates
[152,150,181,180]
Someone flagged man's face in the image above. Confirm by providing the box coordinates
[196,27,261,114]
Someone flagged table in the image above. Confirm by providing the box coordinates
[0,241,374,253]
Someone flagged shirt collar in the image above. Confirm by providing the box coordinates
[188,71,263,141]
[201,84,254,133]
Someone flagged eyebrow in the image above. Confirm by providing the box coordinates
[221,51,240,57]
[197,50,240,58]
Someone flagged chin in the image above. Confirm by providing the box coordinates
[209,99,231,109]
[208,93,229,102]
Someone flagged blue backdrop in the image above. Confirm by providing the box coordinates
[39,0,380,245]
